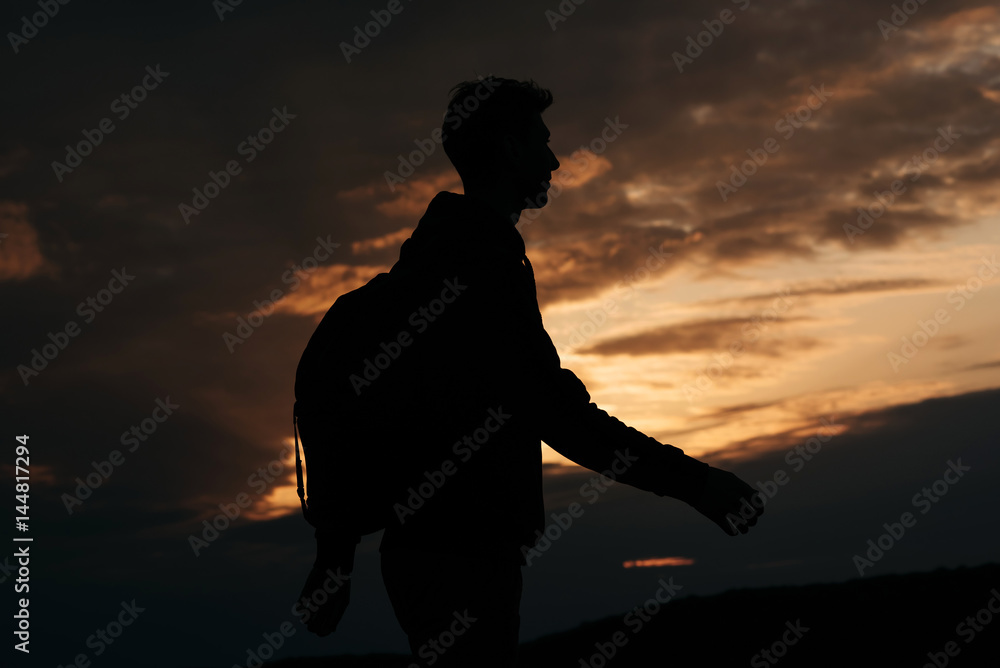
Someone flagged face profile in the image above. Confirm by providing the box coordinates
[439,77,561,224]
[496,111,560,211]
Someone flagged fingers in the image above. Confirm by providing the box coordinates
[305,610,338,636]
[308,618,337,637]
[721,491,765,536]
[298,580,350,637]
[305,589,350,637]
[697,470,767,536]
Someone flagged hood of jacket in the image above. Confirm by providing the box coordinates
[393,191,527,275]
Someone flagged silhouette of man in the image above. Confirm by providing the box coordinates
[293,76,763,667]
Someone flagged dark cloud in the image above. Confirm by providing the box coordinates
[960,359,1000,372]
[577,316,817,356]
[699,277,943,307]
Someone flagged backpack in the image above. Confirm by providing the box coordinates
[292,271,419,536]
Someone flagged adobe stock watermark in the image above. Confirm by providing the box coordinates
[213,0,244,21]
[17,267,136,386]
[672,0,752,73]
[54,600,145,668]
[12,549,30,653]
[521,449,639,566]
[577,576,683,667]
[237,617,305,668]
[545,0,588,31]
[717,84,833,202]
[223,235,340,352]
[922,588,1000,668]
[750,619,810,667]
[726,417,840,533]
[7,0,73,54]
[408,610,478,667]
[179,106,296,224]
[187,441,295,556]
[61,396,180,514]
[0,553,22,585]
[515,115,630,232]
[340,0,415,63]
[844,126,961,244]
[291,566,350,627]
[681,289,794,402]
[349,276,467,395]
[234,566,352,668]
[555,243,673,355]
[878,0,932,40]
[51,65,170,183]
[887,255,998,371]
[852,458,970,576]
[384,76,502,192]
[393,406,510,524]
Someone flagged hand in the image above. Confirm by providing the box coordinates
[296,561,352,636]
[689,467,764,536]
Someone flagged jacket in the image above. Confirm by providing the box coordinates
[297,190,711,565]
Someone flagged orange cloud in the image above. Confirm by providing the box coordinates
[376,170,463,218]
[351,227,413,255]
[551,149,613,189]
[622,557,695,568]
[0,201,56,281]
[274,263,390,318]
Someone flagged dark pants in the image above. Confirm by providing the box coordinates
[381,547,522,667]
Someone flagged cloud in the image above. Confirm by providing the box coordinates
[0,147,29,179]
[350,226,413,255]
[577,316,818,357]
[959,359,1000,373]
[0,201,57,281]
[550,149,614,189]
[698,277,943,308]
[273,263,390,318]
[374,170,463,218]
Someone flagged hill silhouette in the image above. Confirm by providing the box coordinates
[259,562,999,667]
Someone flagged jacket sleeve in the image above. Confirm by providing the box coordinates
[531,330,711,505]
[471,252,711,505]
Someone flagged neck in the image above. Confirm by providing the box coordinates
[462,184,524,226]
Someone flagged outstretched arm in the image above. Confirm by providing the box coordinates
[538,366,710,500]
[537,365,764,535]
[519,300,764,535]
[455,251,764,535]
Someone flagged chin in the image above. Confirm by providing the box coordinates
[527,194,548,210]
[525,185,551,209]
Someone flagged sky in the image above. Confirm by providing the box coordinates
[2,0,999,665]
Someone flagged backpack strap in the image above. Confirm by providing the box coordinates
[293,405,314,527]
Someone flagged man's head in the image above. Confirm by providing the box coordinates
[442,76,560,210]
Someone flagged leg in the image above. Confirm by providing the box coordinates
[381,547,522,667]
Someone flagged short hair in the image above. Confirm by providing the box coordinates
[441,76,553,181]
